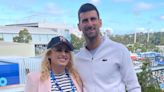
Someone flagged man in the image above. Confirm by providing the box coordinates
[74,3,141,92]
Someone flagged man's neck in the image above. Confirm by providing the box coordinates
[86,35,102,50]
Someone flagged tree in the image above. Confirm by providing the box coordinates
[137,59,162,92]
[71,34,84,50]
[13,28,32,43]
[151,32,160,45]
[0,38,3,41]
[159,32,164,45]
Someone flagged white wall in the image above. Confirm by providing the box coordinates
[0,42,35,57]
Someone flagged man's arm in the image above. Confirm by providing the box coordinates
[120,47,141,92]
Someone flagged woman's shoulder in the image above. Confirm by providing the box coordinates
[27,72,41,80]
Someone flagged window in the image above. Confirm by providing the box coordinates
[40,34,48,42]
[3,33,13,42]
[32,34,40,42]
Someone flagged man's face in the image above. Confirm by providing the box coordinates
[78,10,102,40]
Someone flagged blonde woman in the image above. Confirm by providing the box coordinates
[25,36,83,92]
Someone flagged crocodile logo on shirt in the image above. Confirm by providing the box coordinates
[102,59,108,62]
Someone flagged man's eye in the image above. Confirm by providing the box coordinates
[65,50,70,53]
[82,19,88,23]
[91,17,97,21]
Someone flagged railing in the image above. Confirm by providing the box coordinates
[135,65,164,73]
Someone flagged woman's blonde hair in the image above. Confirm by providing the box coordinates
[40,49,81,85]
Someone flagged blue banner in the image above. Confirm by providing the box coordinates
[0,61,19,86]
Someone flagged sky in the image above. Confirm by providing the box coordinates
[0,0,164,34]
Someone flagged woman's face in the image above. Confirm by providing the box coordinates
[49,43,71,68]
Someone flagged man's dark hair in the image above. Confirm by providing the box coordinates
[78,3,100,21]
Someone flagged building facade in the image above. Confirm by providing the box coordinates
[0,22,72,56]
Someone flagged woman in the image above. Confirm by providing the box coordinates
[25,36,83,92]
